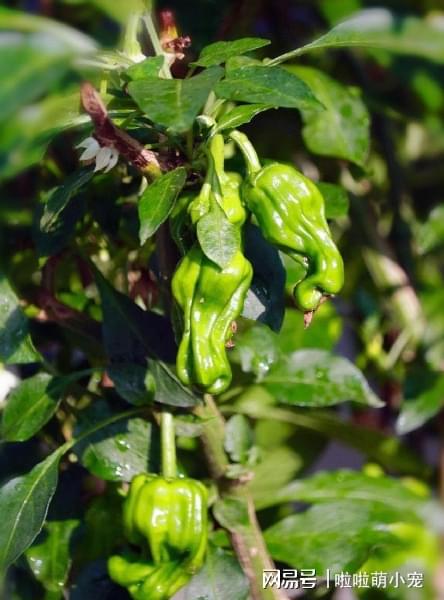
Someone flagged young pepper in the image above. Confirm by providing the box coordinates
[108,553,190,600]
[172,243,253,394]
[231,130,344,313]
[108,413,208,600]
[122,473,208,571]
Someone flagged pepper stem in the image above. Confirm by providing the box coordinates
[205,134,225,201]
[208,134,225,180]
[161,410,177,479]
[229,130,262,176]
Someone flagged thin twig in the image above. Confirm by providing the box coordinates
[195,395,287,600]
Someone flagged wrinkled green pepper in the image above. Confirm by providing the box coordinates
[108,554,190,600]
[108,473,208,600]
[172,244,253,394]
[123,473,208,570]
[232,132,343,312]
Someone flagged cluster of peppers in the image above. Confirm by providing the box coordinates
[171,130,344,395]
[108,132,344,599]
[108,413,208,600]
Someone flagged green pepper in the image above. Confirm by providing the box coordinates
[220,170,246,226]
[172,244,253,394]
[122,473,208,572]
[231,131,344,313]
[108,553,190,600]
[109,414,208,600]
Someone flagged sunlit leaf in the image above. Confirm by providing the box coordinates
[0,447,65,573]
[128,66,224,132]
[0,274,41,365]
[193,37,271,67]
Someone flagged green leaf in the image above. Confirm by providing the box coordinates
[242,223,286,332]
[0,7,96,53]
[0,446,65,574]
[215,66,322,111]
[138,167,187,244]
[128,66,224,133]
[213,495,250,531]
[181,545,249,600]
[95,269,196,407]
[396,375,444,435]
[289,66,370,166]
[2,374,56,442]
[0,42,69,123]
[107,363,153,406]
[35,190,87,259]
[225,55,261,71]
[248,446,303,508]
[36,161,92,259]
[149,361,199,408]
[0,91,82,182]
[270,9,444,64]
[0,274,41,364]
[197,202,241,268]
[416,205,444,254]
[231,323,280,380]
[126,55,165,80]
[256,469,433,514]
[26,519,79,595]
[73,401,158,482]
[261,349,383,407]
[264,500,399,574]
[2,371,92,442]
[216,104,274,132]
[235,400,427,476]
[94,266,176,364]
[193,37,271,67]
[224,415,254,464]
[40,169,94,233]
[317,182,350,218]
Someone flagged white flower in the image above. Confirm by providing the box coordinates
[77,137,119,173]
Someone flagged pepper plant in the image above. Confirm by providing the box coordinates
[1,1,444,599]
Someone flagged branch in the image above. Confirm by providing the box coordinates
[195,396,287,600]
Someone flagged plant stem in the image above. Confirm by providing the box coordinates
[122,11,144,60]
[230,130,262,175]
[142,13,172,79]
[161,410,177,479]
[194,395,229,480]
[228,487,286,600]
[265,46,307,66]
[195,395,286,600]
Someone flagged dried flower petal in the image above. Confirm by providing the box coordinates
[94,146,113,172]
